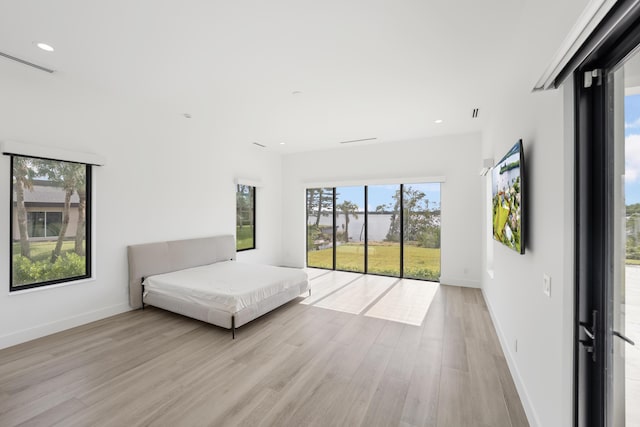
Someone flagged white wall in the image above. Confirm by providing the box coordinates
[0,63,283,349]
[481,81,574,427]
[281,133,483,287]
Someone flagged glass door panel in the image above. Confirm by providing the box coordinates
[615,51,640,427]
[403,183,441,281]
[306,187,334,269]
[367,185,400,277]
[335,186,365,272]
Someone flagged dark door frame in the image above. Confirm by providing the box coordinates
[573,2,640,425]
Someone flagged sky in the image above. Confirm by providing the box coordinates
[626,94,640,205]
[334,183,441,212]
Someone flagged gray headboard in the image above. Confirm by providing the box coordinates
[127,234,236,308]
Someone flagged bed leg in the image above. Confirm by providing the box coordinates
[141,278,145,310]
[232,316,236,339]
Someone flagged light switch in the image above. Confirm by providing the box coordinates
[543,274,551,297]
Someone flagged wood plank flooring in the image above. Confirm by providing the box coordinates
[0,272,529,427]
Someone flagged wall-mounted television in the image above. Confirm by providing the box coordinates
[492,139,524,254]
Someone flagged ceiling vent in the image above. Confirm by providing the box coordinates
[338,137,377,144]
[0,51,54,73]
[472,108,479,118]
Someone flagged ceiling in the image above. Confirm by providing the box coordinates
[0,0,590,153]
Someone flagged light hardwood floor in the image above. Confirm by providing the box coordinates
[0,272,529,427]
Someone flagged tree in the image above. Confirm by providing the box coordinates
[385,186,439,245]
[38,161,85,263]
[337,200,359,243]
[74,171,87,256]
[12,157,36,258]
[306,188,333,227]
[236,185,253,230]
[306,188,317,225]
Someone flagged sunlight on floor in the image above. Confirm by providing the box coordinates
[364,278,439,326]
[300,271,359,305]
[313,274,397,315]
[303,268,439,326]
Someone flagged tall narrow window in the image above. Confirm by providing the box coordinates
[402,183,441,280]
[306,187,334,269]
[236,184,255,251]
[335,186,365,272]
[11,155,91,290]
[367,185,401,277]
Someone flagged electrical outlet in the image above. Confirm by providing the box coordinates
[543,274,551,297]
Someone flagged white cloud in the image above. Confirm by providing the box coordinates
[626,117,640,129]
[625,134,640,182]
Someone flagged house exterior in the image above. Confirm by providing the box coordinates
[12,180,80,241]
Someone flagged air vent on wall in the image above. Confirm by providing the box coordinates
[252,142,266,148]
[472,108,479,118]
[0,51,54,73]
[338,137,377,144]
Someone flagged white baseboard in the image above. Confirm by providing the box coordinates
[0,303,132,350]
[481,288,539,427]
[439,276,481,288]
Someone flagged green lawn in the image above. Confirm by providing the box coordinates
[236,226,255,250]
[308,243,441,280]
[12,240,77,262]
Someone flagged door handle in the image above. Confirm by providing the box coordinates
[581,324,594,340]
[579,310,598,362]
[613,330,635,346]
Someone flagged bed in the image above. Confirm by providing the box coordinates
[127,235,309,338]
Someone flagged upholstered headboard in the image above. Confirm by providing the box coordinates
[127,234,236,308]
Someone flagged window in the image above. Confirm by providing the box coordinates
[27,211,63,238]
[236,184,255,251]
[306,183,441,281]
[306,187,334,269]
[11,155,92,291]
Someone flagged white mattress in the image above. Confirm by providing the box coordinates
[143,261,309,314]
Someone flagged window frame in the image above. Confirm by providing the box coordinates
[9,154,93,292]
[236,184,256,251]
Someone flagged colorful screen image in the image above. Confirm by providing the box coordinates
[492,140,524,254]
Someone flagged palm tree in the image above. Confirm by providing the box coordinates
[337,201,359,243]
[74,171,87,256]
[39,161,85,263]
[12,157,35,258]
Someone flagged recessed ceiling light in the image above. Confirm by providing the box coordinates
[434,119,443,124]
[36,42,54,52]
[280,142,286,145]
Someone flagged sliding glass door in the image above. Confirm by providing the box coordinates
[306,187,334,269]
[335,186,365,273]
[573,6,640,424]
[306,183,441,281]
[403,183,441,281]
[367,185,401,277]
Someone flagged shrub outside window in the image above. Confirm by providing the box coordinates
[11,155,91,290]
